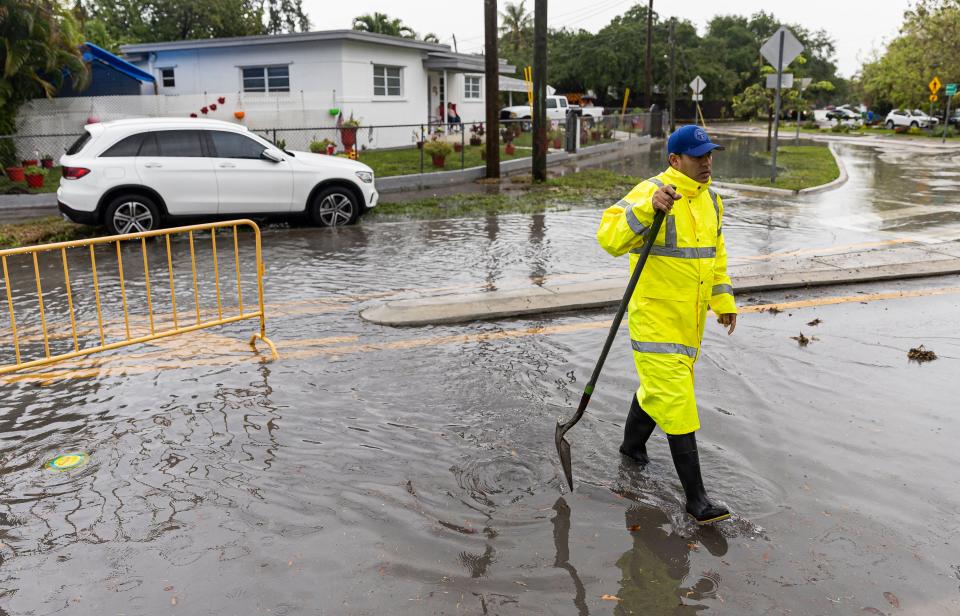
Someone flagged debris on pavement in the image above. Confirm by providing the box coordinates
[807,318,823,326]
[907,345,937,363]
[791,332,818,347]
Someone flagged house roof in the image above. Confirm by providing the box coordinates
[121,29,453,55]
[83,42,155,83]
[424,52,514,74]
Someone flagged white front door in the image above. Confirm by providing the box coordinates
[206,131,293,213]
[135,130,219,215]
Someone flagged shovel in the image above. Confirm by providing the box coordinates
[555,208,667,491]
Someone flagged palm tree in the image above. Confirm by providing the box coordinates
[499,0,532,53]
[0,0,88,157]
[421,32,440,44]
[352,12,416,38]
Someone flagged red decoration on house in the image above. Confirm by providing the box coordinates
[201,107,209,114]
[190,113,198,118]
[210,103,218,111]
[218,96,226,104]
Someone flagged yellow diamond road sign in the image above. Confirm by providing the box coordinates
[929,76,942,94]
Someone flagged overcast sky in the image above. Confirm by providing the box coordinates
[302,0,916,78]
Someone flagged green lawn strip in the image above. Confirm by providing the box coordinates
[783,123,959,141]
[371,168,642,219]
[0,216,100,249]
[0,167,62,194]
[725,145,839,191]
[359,144,526,177]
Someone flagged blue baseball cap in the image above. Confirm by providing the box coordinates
[667,125,724,157]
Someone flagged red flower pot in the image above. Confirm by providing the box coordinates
[6,167,25,182]
[326,144,335,155]
[431,154,446,167]
[453,142,463,152]
[552,138,562,149]
[591,130,601,141]
[41,159,54,169]
[416,141,424,150]
[505,143,516,155]
[26,174,45,188]
[22,159,38,167]
[340,127,358,150]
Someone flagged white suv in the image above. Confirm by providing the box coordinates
[884,109,925,129]
[58,118,378,234]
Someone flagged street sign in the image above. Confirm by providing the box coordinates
[691,94,703,101]
[929,76,942,94]
[761,27,804,68]
[947,83,958,97]
[689,76,706,95]
[930,94,939,102]
[799,77,812,91]
[766,73,794,89]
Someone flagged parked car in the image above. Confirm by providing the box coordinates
[884,108,924,129]
[57,118,377,234]
[910,109,938,127]
[948,110,960,127]
[500,95,603,128]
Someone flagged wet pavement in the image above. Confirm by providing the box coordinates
[1,138,959,614]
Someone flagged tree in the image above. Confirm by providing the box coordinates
[499,0,532,55]
[0,0,88,163]
[352,12,415,37]
[78,0,310,50]
[858,0,960,112]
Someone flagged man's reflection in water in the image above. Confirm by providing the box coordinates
[552,498,588,616]
[614,502,728,615]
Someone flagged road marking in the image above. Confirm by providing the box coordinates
[6,285,960,383]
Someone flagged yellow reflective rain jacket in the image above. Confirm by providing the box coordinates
[596,166,736,434]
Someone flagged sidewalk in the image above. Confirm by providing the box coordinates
[359,239,960,326]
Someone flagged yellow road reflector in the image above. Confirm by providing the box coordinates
[45,452,89,471]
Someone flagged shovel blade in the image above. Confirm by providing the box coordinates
[555,421,574,491]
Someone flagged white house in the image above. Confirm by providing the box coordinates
[118,30,516,142]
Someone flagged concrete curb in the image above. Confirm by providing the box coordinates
[360,240,960,326]
[797,142,849,195]
[377,136,651,194]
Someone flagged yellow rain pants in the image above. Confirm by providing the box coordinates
[596,166,737,434]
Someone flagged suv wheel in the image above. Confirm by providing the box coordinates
[310,186,360,227]
[104,195,161,235]
[885,120,895,129]
[910,121,919,128]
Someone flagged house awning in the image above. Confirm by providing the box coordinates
[499,75,555,95]
[82,42,155,83]
[424,52,514,74]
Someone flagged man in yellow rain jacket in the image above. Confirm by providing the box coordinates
[596,125,737,525]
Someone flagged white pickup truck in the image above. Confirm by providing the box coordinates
[500,95,603,126]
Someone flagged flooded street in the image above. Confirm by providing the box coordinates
[1,138,959,614]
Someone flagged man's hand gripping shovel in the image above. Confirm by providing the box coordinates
[555,190,675,491]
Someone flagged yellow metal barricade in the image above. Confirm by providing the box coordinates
[0,219,277,376]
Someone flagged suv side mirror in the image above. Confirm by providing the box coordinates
[261,149,284,163]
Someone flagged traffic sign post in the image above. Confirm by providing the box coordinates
[796,77,812,144]
[761,27,804,183]
[689,75,706,126]
[929,77,943,123]
[944,83,957,143]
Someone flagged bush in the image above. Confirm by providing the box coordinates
[830,124,849,133]
[309,138,334,153]
[802,121,817,129]
[23,165,47,176]
[907,126,923,136]
[423,140,453,158]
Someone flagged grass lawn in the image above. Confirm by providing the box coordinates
[358,143,528,177]
[0,167,62,194]
[0,216,100,249]
[782,122,959,141]
[371,168,640,219]
[725,145,839,191]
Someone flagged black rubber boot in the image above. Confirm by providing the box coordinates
[619,395,657,465]
[667,432,730,525]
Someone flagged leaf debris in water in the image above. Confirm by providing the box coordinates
[907,345,936,363]
[791,332,817,347]
[807,318,822,326]
[883,591,900,608]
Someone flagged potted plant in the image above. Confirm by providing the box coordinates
[453,141,463,153]
[423,139,453,167]
[412,129,425,149]
[5,161,25,182]
[548,128,563,149]
[23,165,47,189]
[41,154,55,169]
[22,156,38,167]
[469,123,484,146]
[309,138,335,154]
[339,112,361,152]
[501,126,516,155]
[275,138,287,150]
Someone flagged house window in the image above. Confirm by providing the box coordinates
[373,65,402,96]
[241,65,290,93]
[160,68,175,88]
[464,75,482,99]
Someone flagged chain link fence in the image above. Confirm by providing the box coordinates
[1,113,658,190]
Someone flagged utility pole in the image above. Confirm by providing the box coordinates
[484,0,499,178]
[532,0,547,181]
[644,0,653,107]
[668,19,676,133]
